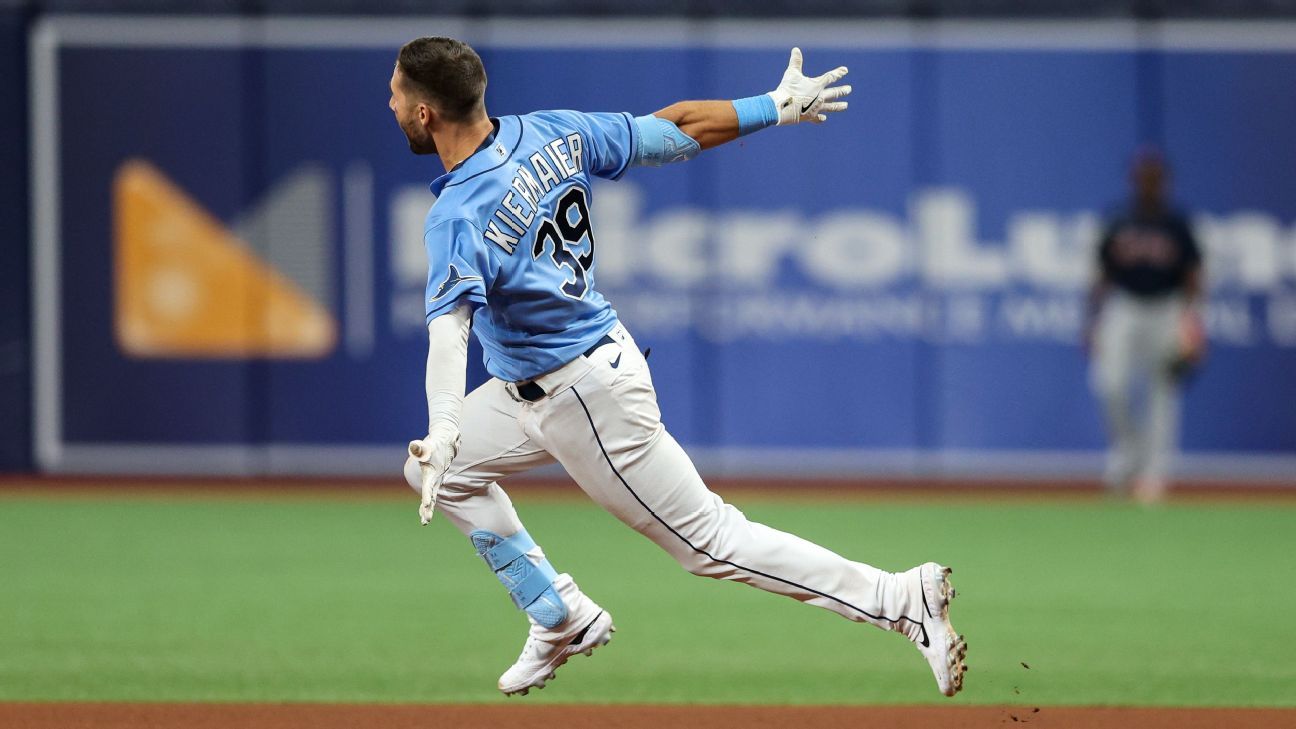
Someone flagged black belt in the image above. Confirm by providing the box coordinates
[515,333,616,402]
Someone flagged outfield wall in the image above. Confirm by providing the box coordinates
[26,15,1296,479]
[0,3,31,471]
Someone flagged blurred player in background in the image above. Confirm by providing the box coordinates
[391,38,966,699]
[1085,148,1205,504]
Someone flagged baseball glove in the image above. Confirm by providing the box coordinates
[1167,309,1207,380]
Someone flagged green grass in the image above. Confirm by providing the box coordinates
[1,490,1294,706]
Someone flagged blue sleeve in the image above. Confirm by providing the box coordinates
[554,110,638,181]
[631,115,701,167]
[424,217,495,324]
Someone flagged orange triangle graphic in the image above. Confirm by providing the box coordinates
[113,159,337,359]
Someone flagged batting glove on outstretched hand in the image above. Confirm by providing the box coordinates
[769,47,851,125]
[409,427,459,525]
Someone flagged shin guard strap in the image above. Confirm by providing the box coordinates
[478,529,537,571]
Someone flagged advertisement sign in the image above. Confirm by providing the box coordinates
[31,17,1296,476]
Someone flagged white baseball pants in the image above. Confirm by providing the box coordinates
[1090,291,1185,494]
[405,322,923,641]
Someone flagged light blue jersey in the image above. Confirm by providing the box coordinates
[423,110,638,382]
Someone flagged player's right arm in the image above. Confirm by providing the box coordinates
[628,48,850,166]
[1083,223,1118,355]
[555,49,847,179]
[649,48,850,151]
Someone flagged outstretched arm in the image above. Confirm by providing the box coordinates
[631,48,851,165]
[650,101,744,151]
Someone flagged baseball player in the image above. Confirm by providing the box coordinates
[390,37,966,697]
[1086,148,1204,503]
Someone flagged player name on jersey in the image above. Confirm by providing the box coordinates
[484,132,585,255]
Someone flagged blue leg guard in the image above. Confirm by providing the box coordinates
[470,529,569,629]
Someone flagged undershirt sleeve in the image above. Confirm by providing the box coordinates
[425,303,472,437]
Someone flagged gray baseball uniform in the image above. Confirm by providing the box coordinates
[1090,205,1203,499]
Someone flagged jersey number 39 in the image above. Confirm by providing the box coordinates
[532,186,595,300]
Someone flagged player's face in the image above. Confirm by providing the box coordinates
[389,67,438,156]
[1131,159,1166,207]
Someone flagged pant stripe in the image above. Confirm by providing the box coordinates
[570,386,904,626]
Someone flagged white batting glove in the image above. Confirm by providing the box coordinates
[408,427,459,526]
[767,47,851,125]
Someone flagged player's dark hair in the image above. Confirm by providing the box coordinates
[397,37,487,122]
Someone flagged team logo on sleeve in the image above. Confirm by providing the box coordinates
[430,263,482,302]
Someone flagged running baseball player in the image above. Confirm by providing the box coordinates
[1085,148,1204,504]
[390,37,966,697]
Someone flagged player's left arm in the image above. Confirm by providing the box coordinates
[409,303,471,525]
[1177,218,1207,365]
[1180,219,1205,304]
[631,48,850,165]
[408,217,494,525]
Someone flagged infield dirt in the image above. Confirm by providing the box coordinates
[3,703,1294,729]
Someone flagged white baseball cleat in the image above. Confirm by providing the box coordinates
[912,562,968,697]
[498,610,615,696]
